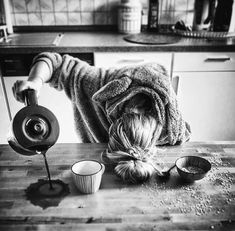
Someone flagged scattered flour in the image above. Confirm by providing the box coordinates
[143,151,234,216]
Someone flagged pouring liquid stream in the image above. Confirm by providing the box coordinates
[37,150,54,190]
[25,149,70,209]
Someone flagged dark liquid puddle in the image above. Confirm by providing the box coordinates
[25,151,70,209]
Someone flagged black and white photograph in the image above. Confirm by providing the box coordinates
[0,0,235,230]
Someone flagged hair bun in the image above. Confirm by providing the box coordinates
[114,160,154,184]
[103,112,163,184]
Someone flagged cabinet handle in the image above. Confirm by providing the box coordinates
[118,59,145,63]
[205,57,231,62]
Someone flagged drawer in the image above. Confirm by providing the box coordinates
[0,53,94,76]
[94,52,172,73]
[174,52,235,72]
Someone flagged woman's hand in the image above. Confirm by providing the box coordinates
[12,79,43,103]
[12,59,52,103]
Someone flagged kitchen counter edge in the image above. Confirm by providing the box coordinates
[0,32,235,53]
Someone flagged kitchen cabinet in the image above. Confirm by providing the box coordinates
[94,52,181,93]
[94,52,172,74]
[3,76,79,143]
[174,52,235,141]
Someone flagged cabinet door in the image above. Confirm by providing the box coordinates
[4,77,79,143]
[0,83,10,144]
[94,52,172,74]
[174,53,235,72]
[175,72,235,141]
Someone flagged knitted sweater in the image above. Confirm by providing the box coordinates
[33,52,191,144]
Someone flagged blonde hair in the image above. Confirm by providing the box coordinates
[102,112,163,183]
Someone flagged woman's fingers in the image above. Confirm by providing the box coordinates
[12,80,42,103]
[16,81,26,102]
[13,81,20,102]
[12,80,27,103]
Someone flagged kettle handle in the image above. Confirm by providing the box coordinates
[23,89,38,106]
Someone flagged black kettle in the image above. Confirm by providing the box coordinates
[193,0,234,32]
[8,89,60,155]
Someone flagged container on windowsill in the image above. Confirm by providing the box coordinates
[118,0,142,34]
[2,0,13,34]
[147,0,159,32]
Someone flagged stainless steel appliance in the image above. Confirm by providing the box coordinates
[193,0,235,32]
[193,0,217,31]
[213,0,234,31]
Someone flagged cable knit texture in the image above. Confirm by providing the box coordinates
[32,52,191,144]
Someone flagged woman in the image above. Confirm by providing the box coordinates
[13,52,191,182]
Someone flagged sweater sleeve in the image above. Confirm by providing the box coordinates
[31,52,106,100]
[31,52,113,143]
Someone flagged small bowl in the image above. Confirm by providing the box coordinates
[175,156,211,182]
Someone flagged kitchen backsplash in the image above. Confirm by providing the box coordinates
[8,0,195,27]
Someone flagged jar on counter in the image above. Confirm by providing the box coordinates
[118,0,142,34]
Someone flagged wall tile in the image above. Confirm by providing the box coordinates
[174,0,188,11]
[68,0,81,11]
[26,0,41,12]
[107,0,119,11]
[187,0,195,11]
[28,12,42,25]
[161,0,175,12]
[158,0,163,12]
[11,14,16,25]
[12,0,27,13]
[140,0,148,9]
[107,11,117,25]
[55,12,68,24]
[14,13,28,25]
[174,10,186,23]
[54,0,68,12]
[94,12,107,24]
[81,12,94,25]
[8,0,12,13]
[186,0,195,26]
[68,12,82,25]
[94,0,108,11]
[81,0,94,11]
[159,11,174,24]
[142,15,148,25]
[186,11,194,26]
[41,12,55,25]
[11,0,192,26]
[40,0,54,12]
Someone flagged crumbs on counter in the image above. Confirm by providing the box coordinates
[142,150,234,217]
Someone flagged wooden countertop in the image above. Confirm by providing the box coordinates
[0,32,235,54]
[0,142,234,231]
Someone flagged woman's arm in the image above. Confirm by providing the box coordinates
[28,59,52,83]
[13,51,106,103]
[12,59,52,103]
